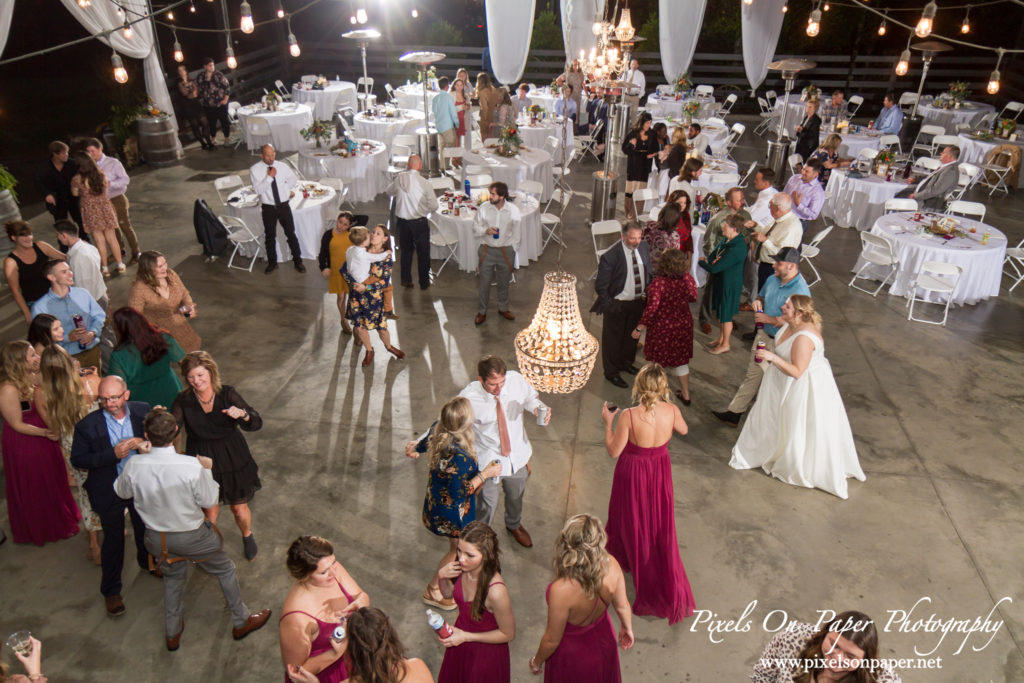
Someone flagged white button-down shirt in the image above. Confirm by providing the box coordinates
[96,154,130,198]
[249,160,299,206]
[624,69,646,96]
[616,241,646,300]
[474,199,521,248]
[459,371,541,477]
[67,239,107,304]
[390,169,439,220]
[749,186,780,228]
[113,445,220,533]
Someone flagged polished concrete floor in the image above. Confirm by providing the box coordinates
[1,121,1022,681]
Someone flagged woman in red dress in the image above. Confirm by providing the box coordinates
[528,514,634,681]
[641,203,681,270]
[667,190,694,253]
[601,364,695,625]
[437,522,513,683]
[633,249,698,405]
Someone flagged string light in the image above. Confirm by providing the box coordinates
[895,47,911,76]
[878,12,887,35]
[987,48,1004,94]
[240,1,254,33]
[190,1,196,13]
[122,19,133,39]
[823,2,830,10]
[349,15,356,24]
[782,3,788,12]
[411,8,418,17]
[111,51,128,83]
[77,0,91,7]
[356,8,368,24]
[287,18,300,57]
[915,1,937,38]
[276,0,285,19]
[225,32,237,69]
[960,6,971,33]
[743,0,753,5]
[172,30,184,62]
[167,10,174,20]
[806,8,822,37]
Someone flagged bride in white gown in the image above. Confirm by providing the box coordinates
[730,295,864,499]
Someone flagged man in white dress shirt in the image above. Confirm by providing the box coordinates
[249,144,305,274]
[686,123,710,161]
[113,408,271,651]
[474,181,521,326]
[513,83,533,117]
[85,137,141,264]
[388,154,438,290]
[623,59,646,112]
[740,168,780,309]
[458,355,550,548]
[750,193,802,292]
[54,219,107,310]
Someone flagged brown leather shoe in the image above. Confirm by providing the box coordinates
[475,313,486,325]
[507,526,533,548]
[232,609,272,640]
[700,323,712,335]
[498,310,515,320]
[166,619,184,651]
[361,349,374,366]
[738,303,754,312]
[105,594,126,617]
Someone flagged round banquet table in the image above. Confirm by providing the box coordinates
[919,101,995,134]
[526,88,560,114]
[462,146,553,201]
[957,132,1024,188]
[297,139,388,203]
[224,182,337,262]
[644,94,718,121]
[428,194,542,271]
[394,84,440,115]
[291,81,357,119]
[647,158,739,201]
[352,109,425,149]
[818,129,885,159]
[650,118,730,156]
[823,170,908,231]
[774,94,810,137]
[853,211,1006,305]
[513,115,574,153]
[237,103,313,153]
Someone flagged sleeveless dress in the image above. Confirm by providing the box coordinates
[730,325,865,499]
[60,403,101,533]
[543,584,621,682]
[7,244,50,305]
[438,575,511,683]
[328,231,353,295]
[605,408,695,625]
[72,175,119,238]
[278,577,354,682]
[2,399,81,545]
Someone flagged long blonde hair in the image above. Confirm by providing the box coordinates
[427,396,476,467]
[789,294,823,331]
[40,346,91,436]
[553,513,608,599]
[0,341,36,399]
[631,363,671,412]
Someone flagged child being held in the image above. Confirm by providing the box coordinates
[344,225,395,315]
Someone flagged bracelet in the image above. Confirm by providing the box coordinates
[29,675,44,681]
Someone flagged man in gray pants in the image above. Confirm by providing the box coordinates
[474,182,521,325]
[114,409,271,651]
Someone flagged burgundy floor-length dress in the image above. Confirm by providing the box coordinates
[437,575,511,683]
[543,584,621,683]
[605,410,695,625]
[2,401,80,545]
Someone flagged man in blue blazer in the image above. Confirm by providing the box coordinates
[70,376,153,617]
[591,220,652,387]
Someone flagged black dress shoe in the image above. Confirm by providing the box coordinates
[402,281,415,288]
[294,262,306,273]
[623,364,641,375]
[742,331,756,342]
[605,374,628,388]
[420,283,430,290]
[711,410,741,426]
[264,262,278,274]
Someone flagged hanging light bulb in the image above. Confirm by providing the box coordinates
[356,8,368,24]
[806,9,822,37]
[411,8,418,18]
[77,0,91,7]
[895,48,911,76]
[111,51,128,84]
[614,8,634,42]
[287,19,300,57]
[960,7,971,33]
[225,33,237,69]
[823,2,830,10]
[167,10,174,20]
[878,18,887,35]
[987,49,1004,95]
[123,19,133,39]
[915,1,937,38]
[349,15,357,24]
[239,1,254,34]
[190,2,196,13]
[743,0,753,5]
[276,0,285,19]
[172,31,184,62]
[782,4,788,12]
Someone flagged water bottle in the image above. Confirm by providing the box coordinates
[427,610,453,639]
[464,179,471,198]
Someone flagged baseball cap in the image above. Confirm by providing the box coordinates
[772,246,802,263]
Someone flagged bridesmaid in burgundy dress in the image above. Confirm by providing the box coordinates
[602,364,695,625]
[437,522,514,683]
[528,514,634,681]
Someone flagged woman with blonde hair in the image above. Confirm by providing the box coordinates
[660,126,688,179]
[528,514,634,680]
[35,345,102,562]
[600,363,695,624]
[406,397,502,611]
[731,295,864,498]
[128,251,201,352]
[809,133,850,185]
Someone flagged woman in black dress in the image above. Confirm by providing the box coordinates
[620,111,658,220]
[4,221,65,326]
[171,350,263,559]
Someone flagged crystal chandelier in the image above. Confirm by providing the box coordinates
[614,8,634,42]
[515,272,598,394]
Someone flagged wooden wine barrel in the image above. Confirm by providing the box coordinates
[0,190,21,227]
[137,115,183,166]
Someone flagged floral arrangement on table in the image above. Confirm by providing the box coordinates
[996,118,1017,137]
[801,84,820,102]
[496,124,523,157]
[550,79,562,96]
[310,76,328,91]
[300,119,333,148]
[673,73,694,94]
[527,103,544,124]
[875,148,896,166]
[682,100,701,120]
[264,90,280,112]
[948,81,969,103]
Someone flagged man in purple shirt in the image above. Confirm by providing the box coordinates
[85,137,142,264]
[782,157,825,233]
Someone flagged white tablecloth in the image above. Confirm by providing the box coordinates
[957,133,1024,188]
[648,159,739,201]
[352,109,424,149]
[526,88,560,114]
[292,81,357,119]
[224,183,337,262]
[428,195,541,271]
[237,103,313,153]
[919,101,995,134]
[297,140,388,203]
[645,94,717,120]
[463,147,553,201]
[818,130,885,158]
[395,84,440,115]
[513,116,574,153]
[823,171,908,231]
[775,94,811,137]
[853,212,1006,305]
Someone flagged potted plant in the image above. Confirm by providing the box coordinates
[0,164,21,225]
[301,120,333,148]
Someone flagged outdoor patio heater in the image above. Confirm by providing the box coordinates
[901,40,953,150]
[764,58,815,185]
[398,50,445,177]
[342,28,381,112]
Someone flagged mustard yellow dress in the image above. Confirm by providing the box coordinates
[328,231,353,295]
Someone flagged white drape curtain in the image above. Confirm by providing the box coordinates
[0,0,14,57]
[485,0,537,85]
[742,0,787,91]
[659,0,706,82]
[59,0,181,141]
[560,0,598,64]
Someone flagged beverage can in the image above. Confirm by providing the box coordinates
[489,459,502,483]
[755,340,767,364]
[331,625,346,642]
[454,206,460,217]
[536,404,548,426]
[493,227,500,240]
[464,179,472,197]
[913,212,922,222]
[982,229,991,245]
[448,200,453,211]
[72,314,88,350]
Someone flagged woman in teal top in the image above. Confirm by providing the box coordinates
[698,214,747,355]
[108,307,185,407]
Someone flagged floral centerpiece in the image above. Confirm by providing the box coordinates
[801,84,820,102]
[550,79,562,96]
[527,103,543,124]
[948,81,969,104]
[264,90,280,112]
[311,76,328,91]
[301,119,332,148]
[682,100,700,122]
[996,118,1017,137]
[874,148,896,176]
[496,124,523,157]
[673,73,693,94]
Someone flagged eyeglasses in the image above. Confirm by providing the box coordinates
[97,391,126,403]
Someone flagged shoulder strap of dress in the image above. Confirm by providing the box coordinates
[334,575,354,601]
[278,610,317,622]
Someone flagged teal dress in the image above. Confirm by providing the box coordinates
[108,334,186,408]
[698,234,746,323]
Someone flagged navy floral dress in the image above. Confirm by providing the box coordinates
[416,429,480,538]
[342,254,392,330]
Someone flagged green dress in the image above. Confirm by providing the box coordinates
[698,234,746,323]
[108,334,186,408]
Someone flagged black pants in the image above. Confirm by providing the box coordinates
[204,104,231,140]
[98,499,148,597]
[184,113,213,147]
[601,299,645,377]
[397,216,430,288]
[261,204,302,264]
[757,262,774,292]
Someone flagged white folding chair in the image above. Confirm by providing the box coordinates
[856,147,879,172]
[280,156,306,182]
[632,187,660,216]
[724,123,745,159]
[884,198,918,214]
[590,219,623,278]
[214,174,245,206]
[788,153,803,176]
[846,94,863,117]
[244,116,273,153]
[800,225,833,286]
[221,215,264,272]
[879,134,902,156]
[319,177,353,211]
[932,134,960,151]
[715,93,738,118]
[705,116,726,127]
[274,80,292,100]
[301,74,318,84]
[356,77,375,110]
[709,172,741,186]
[695,85,714,97]
[980,149,1013,196]
[389,143,413,171]
[429,176,454,192]
[441,147,464,177]
[945,200,985,222]
[998,101,1023,121]
[754,97,778,136]
[911,124,944,158]
[907,261,962,326]
[738,160,759,188]
[466,174,493,189]
[947,162,980,202]
[764,90,778,109]
[898,92,919,113]
[576,119,605,162]
[849,232,898,296]
[428,218,460,279]
[384,83,398,104]
[1003,237,1024,292]
[913,156,941,173]
[227,101,244,148]
[521,180,565,251]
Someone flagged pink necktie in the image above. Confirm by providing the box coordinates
[495,396,511,457]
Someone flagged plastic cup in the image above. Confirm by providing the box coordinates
[5,631,31,658]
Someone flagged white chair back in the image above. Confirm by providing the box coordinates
[898,92,919,111]
[957,162,980,187]
[429,176,454,191]
[710,172,741,185]
[518,179,545,197]
[788,153,803,175]
[847,94,864,116]
[933,134,960,149]
[884,198,918,213]
[214,174,244,204]
[705,117,726,127]
[591,219,623,264]
[861,232,895,262]
[879,134,901,151]
[999,101,1023,121]
[392,133,419,149]
[808,225,833,249]
[757,97,771,114]
[246,116,272,138]
[695,85,714,97]
[946,200,985,222]
[739,160,758,187]
[467,174,493,188]
[357,77,374,90]
[301,74,318,84]
[765,90,778,107]
[858,147,879,161]
[914,156,941,172]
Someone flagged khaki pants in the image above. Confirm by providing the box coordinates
[727,329,776,414]
[109,194,139,257]
[438,127,457,162]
